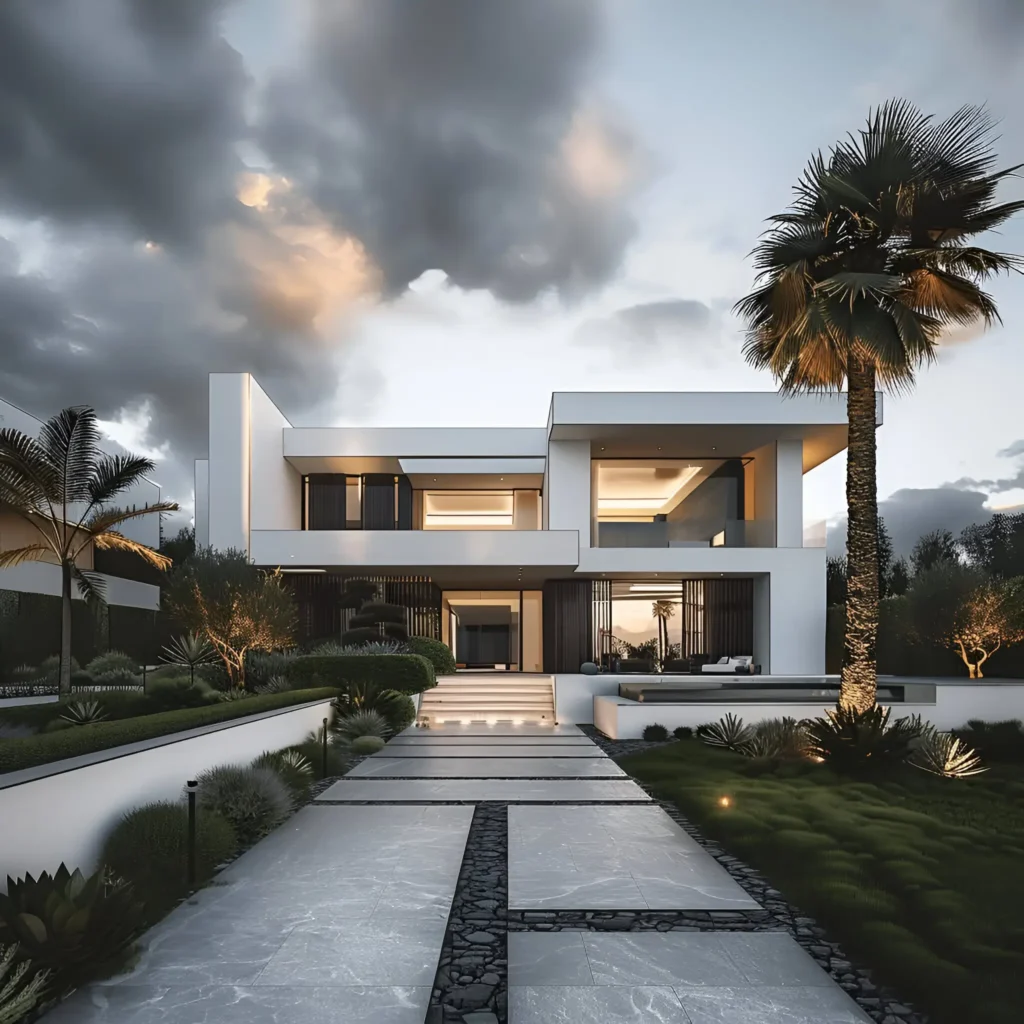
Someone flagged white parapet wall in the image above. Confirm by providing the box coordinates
[0,698,333,890]
[592,681,1024,739]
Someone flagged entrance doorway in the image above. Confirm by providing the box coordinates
[441,591,543,672]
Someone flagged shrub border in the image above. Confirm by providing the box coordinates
[0,689,337,782]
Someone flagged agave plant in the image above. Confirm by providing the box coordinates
[802,705,924,771]
[698,714,754,753]
[0,865,143,995]
[0,943,49,1024]
[58,700,108,726]
[161,632,216,685]
[252,749,315,796]
[910,731,987,779]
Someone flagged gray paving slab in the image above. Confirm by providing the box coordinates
[316,778,653,802]
[508,933,871,1023]
[508,805,758,910]
[370,744,606,757]
[44,805,470,1023]
[346,756,625,778]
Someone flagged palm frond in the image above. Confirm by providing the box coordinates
[87,454,158,507]
[72,566,107,608]
[0,430,59,511]
[37,407,101,505]
[82,502,179,539]
[91,530,172,571]
[0,544,52,569]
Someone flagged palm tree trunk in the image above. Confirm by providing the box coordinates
[840,358,879,713]
[60,560,73,698]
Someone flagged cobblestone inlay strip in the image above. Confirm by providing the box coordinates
[429,802,508,1024]
[506,909,778,931]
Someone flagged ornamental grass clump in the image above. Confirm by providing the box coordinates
[745,717,810,760]
[333,709,390,742]
[910,730,987,779]
[194,765,293,846]
[0,943,49,1024]
[252,749,315,799]
[100,802,237,919]
[351,735,386,755]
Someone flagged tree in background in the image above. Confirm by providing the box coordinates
[159,526,196,569]
[910,528,960,576]
[961,512,1024,579]
[737,101,1023,713]
[167,548,295,688]
[0,407,177,695]
[888,557,911,596]
[652,600,676,665]
[827,556,848,606]
[905,561,1024,677]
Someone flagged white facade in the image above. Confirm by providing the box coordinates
[197,374,879,675]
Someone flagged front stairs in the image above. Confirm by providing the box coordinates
[417,673,556,725]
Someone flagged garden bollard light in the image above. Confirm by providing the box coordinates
[186,780,198,887]
[141,663,147,693]
[322,717,329,777]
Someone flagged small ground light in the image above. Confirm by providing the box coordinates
[718,796,732,808]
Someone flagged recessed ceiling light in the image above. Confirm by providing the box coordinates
[657,446,662,451]
[712,447,717,451]
[600,446,606,451]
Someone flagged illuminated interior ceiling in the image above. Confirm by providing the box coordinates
[596,460,721,517]
[424,490,514,527]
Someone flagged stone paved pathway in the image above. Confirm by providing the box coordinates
[45,722,871,1023]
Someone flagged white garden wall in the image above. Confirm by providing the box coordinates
[0,698,333,890]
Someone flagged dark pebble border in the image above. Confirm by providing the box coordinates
[428,802,508,1024]
[580,725,928,1024]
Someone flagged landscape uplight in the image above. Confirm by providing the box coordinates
[718,796,732,808]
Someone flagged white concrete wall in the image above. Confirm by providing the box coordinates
[0,562,160,611]
[194,460,210,548]
[770,553,825,673]
[752,574,771,671]
[554,674,630,724]
[250,528,580,569]
[593,683,1024,739]
[249,380,301,532]
[775,440,804,547]
[546,440,592,544]
[0,699,333,888]
[208,373,251,554]
[285,427,547,459]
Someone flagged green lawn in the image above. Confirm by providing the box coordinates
[621,740,1024,1024]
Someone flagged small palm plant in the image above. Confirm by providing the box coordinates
[698,713,754,753]
[0,407,178,696]
[161,632,216,686]
[59,700,108,726]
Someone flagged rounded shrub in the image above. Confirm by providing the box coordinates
[643,723,670,742]
[194,765,293,846]
[146,676,219,711]
[404,637,455,676]
[100,801,236,918]
[673,726,694,740]
[85,651,137,677]
[351,735,386,755]
[374,690,416,735]
[35,655,80,681]
[92,668,142,688]
[290,738,348,779]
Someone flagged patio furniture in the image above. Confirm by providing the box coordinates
[702,655,756,675]
[618,658,656,674]
[661,658,691,674]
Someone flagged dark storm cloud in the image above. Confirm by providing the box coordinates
[0,0,247,245]
[257,0,640,303]
[827,487,1008,559]
[948,440,1024,494]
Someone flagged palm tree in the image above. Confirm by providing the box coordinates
[652,600,676,666]
[735,101,1023,712]
[0,407,179,696]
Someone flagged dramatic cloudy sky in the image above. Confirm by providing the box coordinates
[1,0,1023,553]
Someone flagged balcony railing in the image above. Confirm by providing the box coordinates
[595,518,827,549]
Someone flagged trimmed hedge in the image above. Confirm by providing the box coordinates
[405,636,456,676]
[284,654,435,695]
[0,688,337,775]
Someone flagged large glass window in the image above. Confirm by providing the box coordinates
[594,458,751,547]
[608,579,684,668]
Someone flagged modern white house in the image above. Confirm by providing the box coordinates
[196,373,874,684]
[0,397,163,667]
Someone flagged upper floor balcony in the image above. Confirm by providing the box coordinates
[594,518,826,549]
